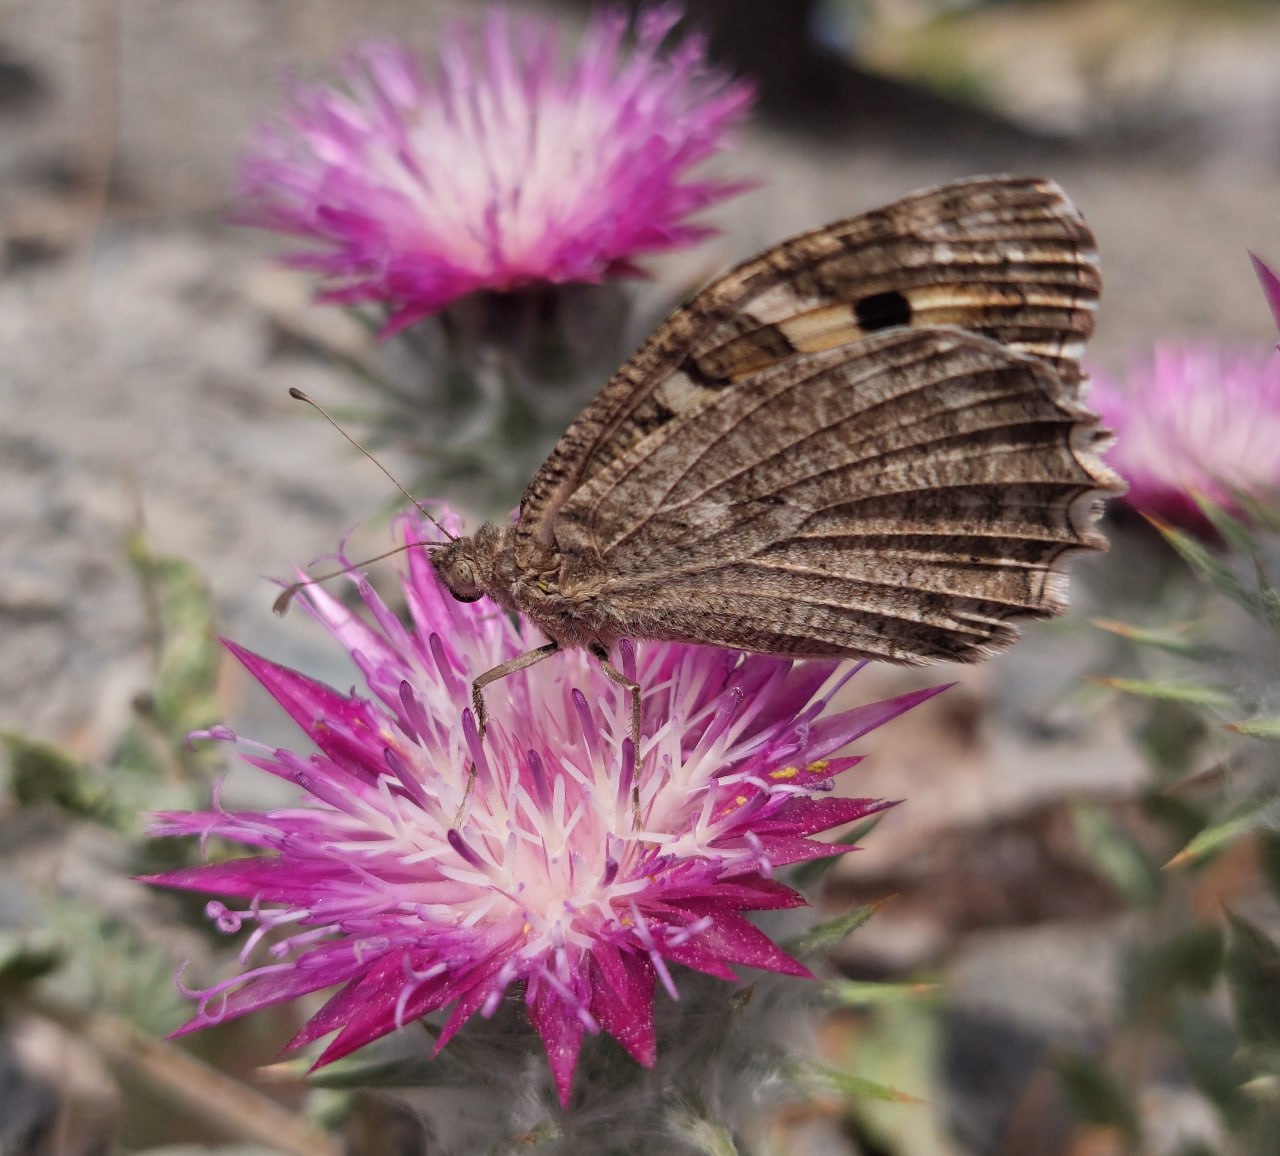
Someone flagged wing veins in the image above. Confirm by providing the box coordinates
[652,380,1063,523]
[598,331,1037,553]
[616,585,1011,639]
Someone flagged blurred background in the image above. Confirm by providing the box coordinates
[3,1,1280,1153]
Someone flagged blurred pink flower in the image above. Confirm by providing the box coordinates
[145,514,939,1106]
[238,5,754,334]
[1091,343,1280,529]
[1252,253,1280,338]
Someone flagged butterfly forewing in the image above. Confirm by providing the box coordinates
[515,174,1102,555]
[683,177,1098,391]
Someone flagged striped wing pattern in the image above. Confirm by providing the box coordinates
[517,175,1121,664]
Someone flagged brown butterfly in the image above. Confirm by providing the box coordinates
[304,175,1124,761]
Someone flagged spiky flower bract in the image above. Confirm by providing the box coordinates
[1091,342,1280,529]
[238,5,754,334]
[145,514,940,1107]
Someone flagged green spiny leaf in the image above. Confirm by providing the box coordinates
[1168,799,1280,868]
[1191,493,1258,555]
[1221,483,1280,533]
[783,903,879,960]
[1226,716,1280,740]
[1152,517,1261,613]
[1253,558,1280,646]
[1093,678,1236,709]
[1142,790,1209,850]
[823,979,939,1007]
[1090,618,1224,661]
[789,1057,921,1103]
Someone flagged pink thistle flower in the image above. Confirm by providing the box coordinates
[238,5,755,334]
[1091,343,1280,530]
[144,515,941,1107]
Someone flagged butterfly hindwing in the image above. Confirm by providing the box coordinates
[551,326,1114,663]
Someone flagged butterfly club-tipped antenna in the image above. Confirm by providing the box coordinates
[287,388,455,539]
[271,389,456,616]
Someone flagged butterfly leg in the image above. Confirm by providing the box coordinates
[457,641,560,823]
[471,640,561,737]
[590,644,643,818]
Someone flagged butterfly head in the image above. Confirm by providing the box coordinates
[429,523,509,605]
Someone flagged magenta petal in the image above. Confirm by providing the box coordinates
[433,957,511,1052]
[657,875,807,911]
[311,957,431,1064]
[223,641,389,782]
[528,982,586,1109]
[752,795,890,838]
[172,957,366,1038]
[754,835,861,867]
[588,946,656,1067]
[806,685,952,760]
[223,640,350,732]
[655,938,740,980]
[675,906,812,978]
[143,857,338,901]
[288,954,405,1051]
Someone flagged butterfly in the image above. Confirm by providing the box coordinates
[409,175,1122,759]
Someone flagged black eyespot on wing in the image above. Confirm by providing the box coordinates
[855,290,912,332]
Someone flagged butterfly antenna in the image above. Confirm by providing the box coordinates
[272,543,430,616]
[286,388,457,542]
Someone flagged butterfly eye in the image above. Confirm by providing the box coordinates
[444,558,484,603]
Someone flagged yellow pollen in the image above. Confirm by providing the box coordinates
[718,794,750,819]
[807,760,830,773]
[771,766,800,780]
